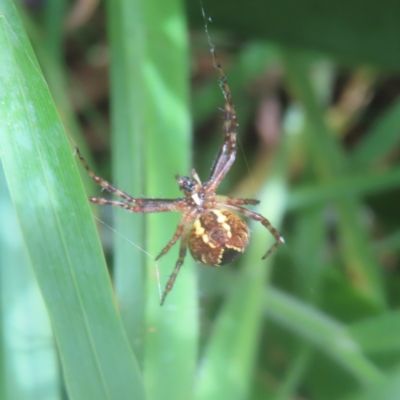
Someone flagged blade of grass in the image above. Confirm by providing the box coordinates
[264,288,384,385]
[107,0,147,361]
[288,166,400,211]
[108,0,198,398]
[271,206,327,399]
[0,163,61,400]
[284,51,386,309]
[347,368,400,400]
[42,0,68,63]
[142,2,198,399]
[19,5,99,191]
[272,347,313,400]
[348,310,400,354]
[351,96,400,169]
[269,106,327,400]
[0,2,145,399]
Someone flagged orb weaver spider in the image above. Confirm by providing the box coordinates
[76,38,284,306]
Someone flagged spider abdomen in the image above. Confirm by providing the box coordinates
[188,210,250,266]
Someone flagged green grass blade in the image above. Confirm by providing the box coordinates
[0,164,60,400]
[272,347,313,400]
[284,51,385,309]
[270,205,327,399]
[19,4,99,191]
[288,166,400,211]
[348,310,400,354]
[107,0,148,361]
[351,96,400,169]
[142,2,198,399]
[107,0,198,398]
[264,288,384,385]
[0,2,145,399]
[348,369,400,400]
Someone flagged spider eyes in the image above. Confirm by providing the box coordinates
[176,176,196,193]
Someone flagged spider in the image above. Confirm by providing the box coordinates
[76,44,284,306]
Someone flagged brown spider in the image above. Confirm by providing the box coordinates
[76,44,284,306]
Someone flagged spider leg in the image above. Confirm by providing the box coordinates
[75,147,137,203]
[155,219,186,261]
[160,232,189,305]
[203,48,237,194]
[216,195,260,206]
[190,168,202,186]
[89,197,186,213]
[220,204,284,259]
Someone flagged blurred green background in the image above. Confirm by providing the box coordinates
[1,0,400,399]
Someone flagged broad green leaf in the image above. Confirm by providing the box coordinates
[0,164,60,400]
[0,2,145,399]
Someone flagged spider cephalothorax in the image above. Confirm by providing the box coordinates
[76,32,284,305]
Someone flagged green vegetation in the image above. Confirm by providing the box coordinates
[1,0,400,399]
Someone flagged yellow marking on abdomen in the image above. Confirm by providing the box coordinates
[193,219,205,236]
[222,222,232,238]
[211,210,227,223]
[201,234,216,248]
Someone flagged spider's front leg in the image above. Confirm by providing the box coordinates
[75,148,187,213]
[75,147,137,202]
[88,197,186,213]
[203,50,238,194]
